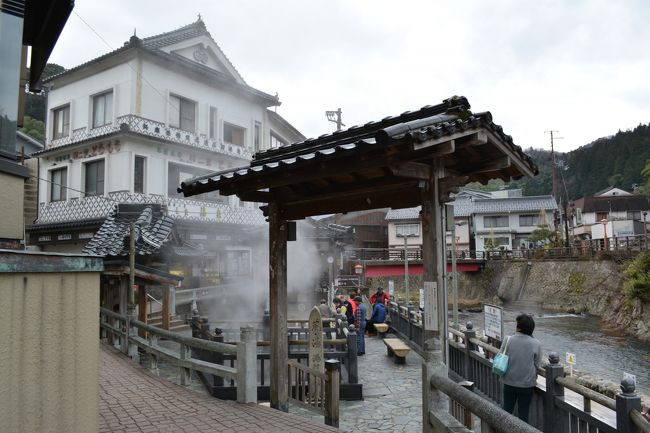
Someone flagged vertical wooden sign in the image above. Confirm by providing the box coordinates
[423,281,438,331]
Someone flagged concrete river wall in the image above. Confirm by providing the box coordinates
[457,258,650,342]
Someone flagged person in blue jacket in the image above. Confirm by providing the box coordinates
[366,300,386,335]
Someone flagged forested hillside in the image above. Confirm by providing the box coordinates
[468,123,650,201]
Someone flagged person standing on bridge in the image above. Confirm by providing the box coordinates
[501,314,542,423]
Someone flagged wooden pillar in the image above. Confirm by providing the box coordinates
[162,286,171,330]
[138,284,147,337]
[269,202,288,411]
[421,161,449,433]
[119,276,129,354]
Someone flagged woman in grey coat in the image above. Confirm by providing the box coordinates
[501,314,542,422]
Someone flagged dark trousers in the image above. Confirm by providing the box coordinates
[503,384,534,422]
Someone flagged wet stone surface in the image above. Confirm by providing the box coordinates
[290,334,423,432]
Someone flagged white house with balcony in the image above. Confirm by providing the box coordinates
[384,189,558,253]
[27,19,304,287]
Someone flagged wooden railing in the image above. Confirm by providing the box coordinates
[99,307,257,403]
[287,359,341,427]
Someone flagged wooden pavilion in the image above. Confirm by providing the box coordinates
[178,96,538,413]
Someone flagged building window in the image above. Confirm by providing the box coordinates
[627,210,641,221]
[270,131,287,148]
[134,155,145,193]
[519,214,538,227]
[92,91,113,128]
[209,106,218,139]
[596,212,609,222]
[254,121,261,151]
[492,237,510,246]
[223,122,245,146]
[85,160,105,196]
[396,223,420,237]
[484,215,509,228]
[50,168,67,202]
[575,208,583,225]
[52,105,70,139]
[169,94,196,133]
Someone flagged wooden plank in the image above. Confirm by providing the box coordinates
[389,161,432,180]
[269,202,289,412]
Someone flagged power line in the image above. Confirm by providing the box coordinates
[72,11,180,117]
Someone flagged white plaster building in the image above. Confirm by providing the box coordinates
[28,19,304,286]
[570,187,649,242]
[385,189,558,253]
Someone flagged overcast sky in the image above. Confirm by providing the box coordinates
[48,0,650,153]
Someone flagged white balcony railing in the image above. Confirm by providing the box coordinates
[37,191,266,226]
[47,114,254,160]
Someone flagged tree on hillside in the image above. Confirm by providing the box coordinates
[24,63,66,122]
[20,116,45,143]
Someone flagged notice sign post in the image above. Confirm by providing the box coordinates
[484,304,504,342]
[388,280,395,299]
[423,281,438,331]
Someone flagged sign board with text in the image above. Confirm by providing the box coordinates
[423,281,438,331]
[419,288,424,310]
[566,352,576,365]
[388,280,395,298]
[484,304,503,341]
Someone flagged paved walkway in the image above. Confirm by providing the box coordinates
[310,335,423,432]
[99,344,341,433]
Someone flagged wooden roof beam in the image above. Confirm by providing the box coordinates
[389,162,432,180]
[265,187,421,220]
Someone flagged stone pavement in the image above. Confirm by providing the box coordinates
[291,334,423,432]
[99,344,341,433]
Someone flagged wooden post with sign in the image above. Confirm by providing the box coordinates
[269,203,289,412]
[421,165,449,433]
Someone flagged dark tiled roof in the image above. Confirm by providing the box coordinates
[385,195,556,221]
[179,96,538,196]
[82,205,174,257]
[581,195,650,213]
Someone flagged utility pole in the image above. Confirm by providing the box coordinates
[545,130,563,244]
[325,108,345,131]
[127,222,137,357]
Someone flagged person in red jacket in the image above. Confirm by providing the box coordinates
[369,286,389,306]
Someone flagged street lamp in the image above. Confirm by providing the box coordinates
[601,218,609,251]
[396,232,417,302]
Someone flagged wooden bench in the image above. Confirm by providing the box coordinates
[373,323,389,338]
[383,338,410,364]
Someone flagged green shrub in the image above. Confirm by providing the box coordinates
[622,253,650,302]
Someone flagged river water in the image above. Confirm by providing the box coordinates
[458,307,650,397]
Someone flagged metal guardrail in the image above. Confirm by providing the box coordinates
[439,322,649,433]
[99,307,257,403]
[347,234,650,262]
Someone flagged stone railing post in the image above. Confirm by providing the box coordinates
[346,325,358,384]
[544,352,565,433]
[147,332,159,374]
[325,359,341,428]
[407,302,414,341]
[237,326,257,404]
[213,329,224,387]
[616,378,641,433]
[463,321,477,382]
